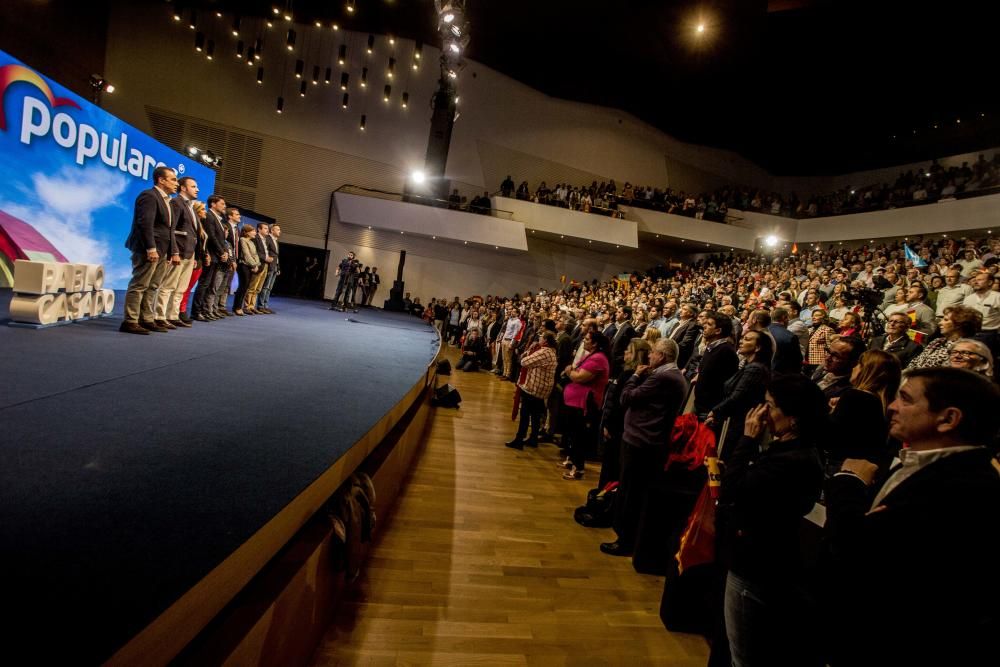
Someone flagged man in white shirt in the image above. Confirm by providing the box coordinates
[956,249,984,278]
[894,282,936,334]
[963,271,1000,370]
[935,268,973,317]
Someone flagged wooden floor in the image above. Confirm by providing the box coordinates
[310,350,709,667]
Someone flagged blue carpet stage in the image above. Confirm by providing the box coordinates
[0,291,439,663]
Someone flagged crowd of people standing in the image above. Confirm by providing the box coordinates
[121,166,282,334]
[425,230,1000,666]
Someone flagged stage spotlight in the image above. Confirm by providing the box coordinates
[300,80,307,97]
[360,114,366,130]
[206,40,215,59]
[338,44,347,65]
[697,23,705,34]
[187,146,198,156]
[201,153,213,164]
[276,96,284,113]
[765,235,778,248]
[449,42,460,54]
[257,67,264,84]
[402,92,409,107]
[341,72,349,90]
[286,29,296,50]
[342,93,349,108]
[195,32,205,52]
[367,34,375,54]
[295,59,304,78]
[411,170,426,184]
[383,84,391,101]
[443,12,455,23]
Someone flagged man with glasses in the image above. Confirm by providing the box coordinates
[948,339,994,376]
[810,336,865,399]
[868,313,923,367]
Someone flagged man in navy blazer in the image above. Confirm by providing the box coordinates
[121,166,180,334]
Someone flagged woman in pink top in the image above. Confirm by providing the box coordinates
[559,330,611,479]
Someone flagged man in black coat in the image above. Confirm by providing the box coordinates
[609,305,636,376]
[810,336,864,399]
[192,194,229,321]
[258,223,281,313]
[121,166,179,334]
[768,306,804,375]
[690,311,739,418]
[669,303,701,369]
[867,312,923,368]
[825,368,1000,666]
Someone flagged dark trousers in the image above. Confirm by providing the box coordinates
[563,406,589,470]
[514,393,545,442]
[598,432,622,490]
[613,441,660,552]
[724,572,821,667]
[456,356,480,371]
[217,265,235,311]
[233,265,254,312]
[193,262,220,315]
[334,275,356,307]
[259,265,278,308]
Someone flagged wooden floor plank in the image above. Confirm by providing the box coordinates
[310,351,709,666]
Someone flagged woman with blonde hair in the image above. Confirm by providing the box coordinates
[178,200,208,324]
[642,326,661,345]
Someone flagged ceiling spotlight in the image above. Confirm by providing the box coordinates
[338,44,347,64]
[360,114,366,131]
[765,235,778,248]
[696,23,705,34]
[206,40,215,59]
[286,29,296,50]
[315,20,322,28]
[446,69,457,79]
[216,11,222,18]
[367,34,375,54]
[402,91,409,107]
[299,80,307,97]
[383,84,391,101]
[267,20,274,28]
[236,40,245,58]
[246,54,254,67]
[415,42,422,59]
[273,7,280,15]
[361,67,368,87]
[346,0,356,13]
[257,67,264,84]
[312,65,320,84]
[451,25,462,37]
[254,39,263,59]
[173,8,182,21]
[189,9,197,29]
[332,23,339,31]
[387,57,395,77]
[187,146,198,156]
[342,93,349,108]
[231,16,241,36]
[411,170,426,184]
[325,67,332,84]
[276,96,284,113]
[413,61,419,70]
[341,72,349,89]
[389,35,395,45]
[295,59,304,78]
[194,31,205,52]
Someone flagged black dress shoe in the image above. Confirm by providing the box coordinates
[155,319,176,330]
[194,314,209,322]
[505,439,525,450]
[600,542,632,557]
[169,319,192,328]
[179,312,192,324]
[524,439,539,448]
[140,320,169,333]
[119,321,150,335]
[218,310,233,317]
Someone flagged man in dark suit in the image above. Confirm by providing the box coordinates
[155,176,200,329]
[258,223,281,313]
[768,306,804,375]
[867,313,923,368]
[365,266,380,306]
[669,303,702,372]
[193,194,229,321]
[216,207,242,315]
[689,311,739,418]
[825,368,1000,666]
[810,336,864,399]
[609,306,636,376]
[121,166,179,334]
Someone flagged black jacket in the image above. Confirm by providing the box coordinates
[203,210,228,262]
[169,196,199,259]
[768,323,804,375]
[620,366,688,448]
[826,388,889,468]
[609,322,636,375]
[125,187,177,256]
[720,435,823,581]
[867,334,923,368]
[670,319,701,369]
[824,447,1000,666]
[692,340,739,416]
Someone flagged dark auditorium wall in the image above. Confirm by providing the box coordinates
[0,0,110,102]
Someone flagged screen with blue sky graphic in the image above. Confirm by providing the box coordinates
[0,48,215,288]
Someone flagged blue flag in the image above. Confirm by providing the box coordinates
[904,244,927,268]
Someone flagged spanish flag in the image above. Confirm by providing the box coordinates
[560,274,566,284]
[791,242,798,254]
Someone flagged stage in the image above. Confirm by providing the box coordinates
[0,292,439,663]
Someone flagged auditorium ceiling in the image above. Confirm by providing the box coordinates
[148,1,1000,176]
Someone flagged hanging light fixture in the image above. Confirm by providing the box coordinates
[402,92,409,108]
[246,54,254,67]
[236,40,245,58]
[338,44,346,65]
[276,96,284,113]
[346,0,356,14]
[206,40,215,59]
[295,59,304,78]
[254,39,263,60]
[232,16,241,36]
[360,114,366,130]
[312,65,320,85]
[300,80,307,97]
[325,67,332,84]
[367,34,374,54]
[342,93,349,109]
[360,67,368,87]
[286,29,296,50]
[257,67,264,84]
[340,72,349,90]
[189,9,197,30]
[383,84,391,102]
[414,41,422,59]
[194,32,205,52]
[387,57,395,78]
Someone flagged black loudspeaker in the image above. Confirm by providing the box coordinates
[432,383,461,408]
[436,359,452,375]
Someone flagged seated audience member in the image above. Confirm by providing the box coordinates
[456,328,486,372]
[507,331,558,449]
[598,337,651,489]
[867,313,922,367]
[907,305,982,369]
[825,368,1000,667]
[811,335,865,399]
[233,225,261,316]
[826,349,901,472]
[947,338,994,377]
[601,338,687,557]
[721,375,828,667]
[706,329,773,456]
[558,331,611,480]
[768,307,804,375]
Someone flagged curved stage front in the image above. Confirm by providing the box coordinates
[0,293,440,664]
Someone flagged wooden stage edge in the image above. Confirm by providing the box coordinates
[105,327,443,667]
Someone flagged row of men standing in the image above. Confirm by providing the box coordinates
[121,166,280,334]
